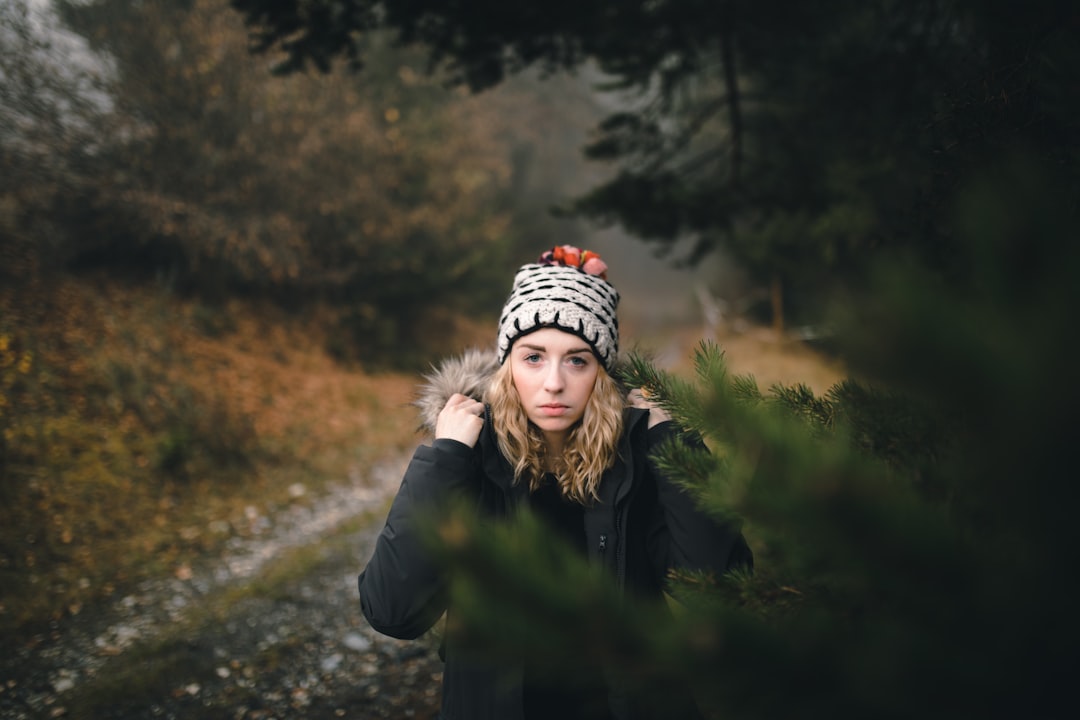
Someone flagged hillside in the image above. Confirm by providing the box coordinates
[0,271,843,640]
[0,272,422,638]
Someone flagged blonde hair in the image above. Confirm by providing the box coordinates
[485,359,624,504]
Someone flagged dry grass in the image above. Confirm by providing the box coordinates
[698,327,845,393]
[0,274,419,638]
[0,273,844,640]
[628,322,847,395]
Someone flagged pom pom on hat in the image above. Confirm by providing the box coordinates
[497,245,620,370]
[539,246,609,279]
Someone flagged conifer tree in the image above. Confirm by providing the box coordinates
[421,155,1077,719]
[231,0,1078,331]
[226,5,1079,714]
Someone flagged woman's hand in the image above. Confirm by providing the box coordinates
[435,393,485,447]
[628,388,672,428]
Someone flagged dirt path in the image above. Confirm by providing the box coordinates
[0,326,842,719]
[1,458,443,720]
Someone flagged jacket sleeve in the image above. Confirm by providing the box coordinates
[357,438,478,640]
[646,421,753,579]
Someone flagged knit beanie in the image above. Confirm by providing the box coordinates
[496,245,620,371]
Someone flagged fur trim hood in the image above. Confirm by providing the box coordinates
[414,348,500,433]
[413,348,636,434]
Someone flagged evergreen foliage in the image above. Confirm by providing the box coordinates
[16,2,1060,713]
[226,4,1080,713]
[421,152,1077,716]
[231,0,1079,328]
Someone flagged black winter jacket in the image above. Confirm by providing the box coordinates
[357,351,752,720]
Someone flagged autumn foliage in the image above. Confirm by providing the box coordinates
[5,0,516,361]
[0,0,515,635]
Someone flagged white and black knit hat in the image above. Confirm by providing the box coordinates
[497,246,620,371]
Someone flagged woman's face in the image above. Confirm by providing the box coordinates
[509,327,599,446]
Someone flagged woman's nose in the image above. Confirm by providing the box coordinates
[543,364,565,392]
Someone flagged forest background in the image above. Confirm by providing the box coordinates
[2,0,1078,718]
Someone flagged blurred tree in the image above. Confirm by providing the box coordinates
[477,67,613,262]
[6,0,514,363]
[226,3,1080,717]
[0,0,113,280]
[422,153,1080,718]
[230,0,1078,330]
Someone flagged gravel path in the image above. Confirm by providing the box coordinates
[0,458,444,720]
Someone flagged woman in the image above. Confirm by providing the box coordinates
[358,246,752,720]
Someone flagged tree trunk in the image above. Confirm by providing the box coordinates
[771,273,784,336]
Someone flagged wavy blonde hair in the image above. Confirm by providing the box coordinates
[485,359,624,504]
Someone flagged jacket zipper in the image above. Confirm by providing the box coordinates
[614,513,625,588]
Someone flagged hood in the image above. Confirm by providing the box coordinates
[413,348,640,435]
[414,348,500,433]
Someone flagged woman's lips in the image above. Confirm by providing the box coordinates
[539,404,569,416]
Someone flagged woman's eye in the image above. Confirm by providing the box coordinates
[524,353,542,363]
[568,356,588,367]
